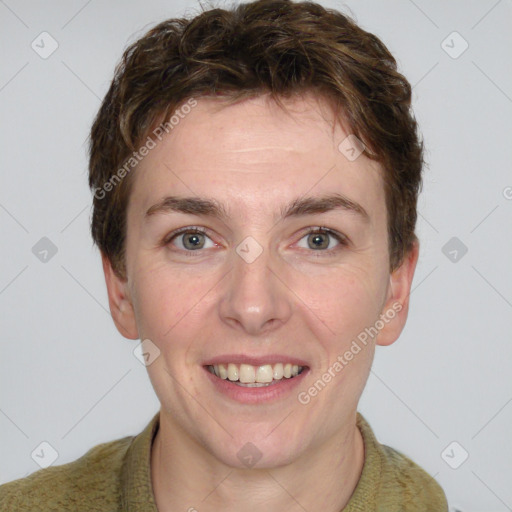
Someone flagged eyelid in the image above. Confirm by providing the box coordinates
[163,225,348,253]
[162,225,214,246]
[301,226,348,242]
[297,226,349,253]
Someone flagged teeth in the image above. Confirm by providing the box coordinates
[273,363,284,380]
[256,365,273,383]
[208,363,304,383]
[227,363,239,381]
[239,364,256,383]
[218,364,228,379]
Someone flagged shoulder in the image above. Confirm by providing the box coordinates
[0,434,133,512]
[379,443,449,511]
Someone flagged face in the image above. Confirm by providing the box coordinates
[104,93,418,469]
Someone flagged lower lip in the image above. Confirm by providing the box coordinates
[203,366,309,404]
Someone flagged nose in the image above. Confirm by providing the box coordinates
[218,237,293,336]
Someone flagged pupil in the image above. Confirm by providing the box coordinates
[185,233,203,249]
[183,233,328,250]
[310,233,327,249]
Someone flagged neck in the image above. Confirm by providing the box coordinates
[150,411,365,512]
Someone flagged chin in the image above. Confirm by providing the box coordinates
[206,431,304,470]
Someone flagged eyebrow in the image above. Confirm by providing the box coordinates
[144,193,370,224]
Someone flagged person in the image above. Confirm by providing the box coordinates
[0,0,449,509]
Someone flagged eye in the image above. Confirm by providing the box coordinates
[163,226,348,255]
[164,227,216,252]
[296,227,347,253]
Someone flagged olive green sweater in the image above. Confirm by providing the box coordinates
[0,412,448,511]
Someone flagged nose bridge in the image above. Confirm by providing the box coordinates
[219,235,291,333]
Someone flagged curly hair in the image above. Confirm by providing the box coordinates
[88,0,423,279]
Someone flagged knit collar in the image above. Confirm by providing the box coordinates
[121,411,160,511]
[343,412,381,510]
[120,410,380,511]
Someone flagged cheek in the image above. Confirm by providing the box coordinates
[310,271,381,400]
[131,264,199,340]
[299,263,385,337]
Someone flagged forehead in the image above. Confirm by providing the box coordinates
[129,93,385,221]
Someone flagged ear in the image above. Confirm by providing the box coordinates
[101,253,139,340]
[376,238,420,347]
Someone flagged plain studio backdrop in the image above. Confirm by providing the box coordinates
[1,1,511,510]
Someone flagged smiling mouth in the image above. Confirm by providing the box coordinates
[206,363,306,387]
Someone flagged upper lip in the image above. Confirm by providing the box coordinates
[203,354,310,367]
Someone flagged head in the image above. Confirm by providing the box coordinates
[89,0,422,468]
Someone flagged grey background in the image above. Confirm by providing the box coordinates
[1,0,511,510]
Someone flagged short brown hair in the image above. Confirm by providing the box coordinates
[88,0,423,279]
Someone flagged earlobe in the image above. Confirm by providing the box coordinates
[101,253,139,340]
[376,239,420,347]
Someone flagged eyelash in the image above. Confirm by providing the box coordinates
[163,226,348,257]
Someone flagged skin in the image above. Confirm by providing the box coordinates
[102,93,419,511]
